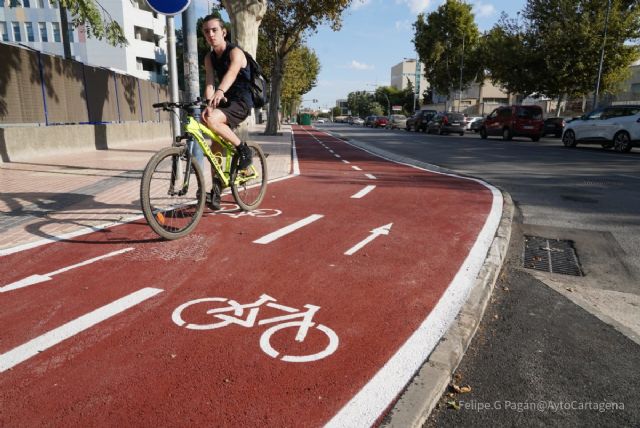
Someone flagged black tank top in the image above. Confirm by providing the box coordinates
[209,43,253,107]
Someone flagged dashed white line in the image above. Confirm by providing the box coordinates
[365,174,376,180]
[342,160,350,164]
[253,214,324,244]
[0,287,164,372]
[351,185,376,199]
[334,154,341,158]
[351,166,362,171]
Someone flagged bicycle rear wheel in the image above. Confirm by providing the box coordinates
[140,146,206,240]
[230,142,268,211]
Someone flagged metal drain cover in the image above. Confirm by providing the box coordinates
[523,236,583,276]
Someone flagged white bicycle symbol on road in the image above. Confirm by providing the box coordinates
[208,203,282,219]
[171,294,339,363]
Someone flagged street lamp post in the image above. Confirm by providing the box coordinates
[593,0,612,109]
[458,33,465,113]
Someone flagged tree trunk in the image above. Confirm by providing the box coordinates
[221,0,267,137]
[555,94,564,117]
[265,54,284,135]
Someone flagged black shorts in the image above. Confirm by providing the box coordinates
[218,99,251,129]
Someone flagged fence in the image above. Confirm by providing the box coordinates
[0,42,171,126]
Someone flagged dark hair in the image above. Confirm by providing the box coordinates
[202,15,231,41]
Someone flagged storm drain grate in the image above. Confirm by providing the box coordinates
[523,236,583,276]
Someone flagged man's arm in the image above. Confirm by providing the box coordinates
[215,47,248,95]
[203,53,215,104]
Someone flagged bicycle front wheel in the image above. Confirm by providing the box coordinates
[140,146,205,240]
[230,142,268,211]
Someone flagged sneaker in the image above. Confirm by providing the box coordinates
[206,179,222,210]
[236,142,253,170]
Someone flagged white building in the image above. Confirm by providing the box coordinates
[390,59,428,95]
[0,0,167,83]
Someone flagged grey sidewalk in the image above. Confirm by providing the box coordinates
[0,123,292,253]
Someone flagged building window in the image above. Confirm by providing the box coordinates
[39,22,47,42]
[0,22,8,42]
[12,21,21,42]
[23,0,30,6]
[37,0,46,7]
[52,21,60,42]
[25,22,34,41]
[67,26,74,43]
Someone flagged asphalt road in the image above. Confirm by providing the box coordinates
[322,122,640,426]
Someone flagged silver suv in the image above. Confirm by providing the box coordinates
[562,105,640,152]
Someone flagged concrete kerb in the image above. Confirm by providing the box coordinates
[326,131,514,426]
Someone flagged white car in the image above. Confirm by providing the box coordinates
[316,118,326,124]
[562,105,640,152]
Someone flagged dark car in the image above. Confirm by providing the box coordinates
[469,117,485,133]
[480,105,544,141]
[426,112,466,136]
[373,116,389,128]
[543,117,565,137]
[364,116,377,127]
[406,109,438,132]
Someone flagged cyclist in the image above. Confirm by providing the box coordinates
[200,14,254,210]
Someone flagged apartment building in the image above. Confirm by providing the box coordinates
[0,0,167,82]
[390,59,428,95]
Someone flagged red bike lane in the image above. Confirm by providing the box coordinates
[0,125,501,426]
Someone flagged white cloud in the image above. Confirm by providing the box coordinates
[473,1,496,18]
[347,60,374,70]
[395,19,412,32]
[396,0,433,14]
[351,0,372,11]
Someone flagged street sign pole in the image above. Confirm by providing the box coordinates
[145,0,192,141]
[166,16,180,141]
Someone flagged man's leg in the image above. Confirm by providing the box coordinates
[203,109,252,169]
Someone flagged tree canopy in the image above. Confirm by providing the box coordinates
[52,0,127,45]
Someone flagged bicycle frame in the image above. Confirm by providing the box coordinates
[180,116,259,189]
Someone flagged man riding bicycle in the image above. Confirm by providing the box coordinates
[200,14,254,210]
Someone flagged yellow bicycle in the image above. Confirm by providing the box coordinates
[140,100,268,240]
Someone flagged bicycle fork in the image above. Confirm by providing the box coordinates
[169,138,197,196]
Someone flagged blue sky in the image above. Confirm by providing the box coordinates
[190,0,526,110]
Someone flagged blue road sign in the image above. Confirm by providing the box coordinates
[145,0,191,15]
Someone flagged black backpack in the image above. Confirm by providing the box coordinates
[242,50,268,109]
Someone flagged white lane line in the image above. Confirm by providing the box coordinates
[0,287,164,372]
[328,149,334,153]
[344,223,393,256]
[334,154,341,158]
[0,248,134,293]
[342,160,350,164]
[351,166,362,171]
[253,214,324,244]
[351,185,376,199]
[365,173,377,180]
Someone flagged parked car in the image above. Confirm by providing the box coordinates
[373,116,389,128]
[480,105,544,141]
[465,116,484,132]
[316,118,326,124]
[543,117,565,137]
[562,104,640,152]
[469,117,485,133]
[352,117,365,125]
[364,116,377,127]
[387,114,407,129]
[426,112,466,136]
[406,109,438,132]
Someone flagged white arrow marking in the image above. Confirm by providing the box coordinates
[351,185,376,199]
[344,223,393,256]
[254,214,324,244]
[0,287,163,372]
[0,248,134,293]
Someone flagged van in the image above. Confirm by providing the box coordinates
[480,105,544,141]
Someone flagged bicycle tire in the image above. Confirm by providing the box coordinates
[230,142,268,211]
[140,146,206,240]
